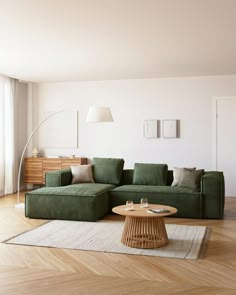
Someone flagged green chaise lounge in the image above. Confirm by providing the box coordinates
[25,158,124,221]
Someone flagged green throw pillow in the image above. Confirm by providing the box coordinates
[92,157,124,185]
[133,163,168,186]
[179,169,205,190]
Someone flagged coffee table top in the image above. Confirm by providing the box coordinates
[112,204,177,218]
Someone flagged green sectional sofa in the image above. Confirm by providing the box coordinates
[25,158,225,221]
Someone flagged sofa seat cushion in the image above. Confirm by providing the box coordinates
[109,185,202,218]
[28,183,115,197]
[25,183,115,222]
[112,184,197,194]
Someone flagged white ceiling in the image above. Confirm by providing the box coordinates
[0,0,235,82]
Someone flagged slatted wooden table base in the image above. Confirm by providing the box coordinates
[121,216,168,248]
[112,204,177,249]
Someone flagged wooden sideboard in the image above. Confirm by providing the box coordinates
[24,157,87,185]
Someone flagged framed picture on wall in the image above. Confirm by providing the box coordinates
[162,119,178,138]
[143,120,160,138]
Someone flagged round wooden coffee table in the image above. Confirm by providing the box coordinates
[112,204,177,249]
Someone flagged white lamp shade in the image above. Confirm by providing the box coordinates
[86,106,114,123]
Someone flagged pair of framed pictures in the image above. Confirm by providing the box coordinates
[143,119,179,138]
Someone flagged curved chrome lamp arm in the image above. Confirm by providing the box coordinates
[16,106,113,208]
[16,109,72,207]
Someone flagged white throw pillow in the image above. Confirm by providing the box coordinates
[171,167,196,187]
[71,164,94,184]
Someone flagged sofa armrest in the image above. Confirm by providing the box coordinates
[45,169,72,187]
[201,171,225,219]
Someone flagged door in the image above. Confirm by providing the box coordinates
[216,98,236,197]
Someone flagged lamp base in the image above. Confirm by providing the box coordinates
[15,203,25,209]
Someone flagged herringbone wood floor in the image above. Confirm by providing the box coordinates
[0,193,236,295]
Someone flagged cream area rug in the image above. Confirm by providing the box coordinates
[4,220,210,260]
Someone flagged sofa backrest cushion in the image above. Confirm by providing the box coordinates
[121,169,134,185]
[92,157,125,185]
[167,170,174,186]
[133,163,168,186]
[122,169,173,185]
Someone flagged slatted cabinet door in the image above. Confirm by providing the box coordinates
[24,158,43,184]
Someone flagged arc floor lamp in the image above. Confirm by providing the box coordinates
[15,106,113,208]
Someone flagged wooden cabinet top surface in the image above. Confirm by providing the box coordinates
[25,157,87,160]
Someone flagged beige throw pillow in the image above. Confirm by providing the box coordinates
[71,164,94,184]
[172,167,196,187]
[179,169,205,190]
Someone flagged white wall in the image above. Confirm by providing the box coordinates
[31,75,236,170]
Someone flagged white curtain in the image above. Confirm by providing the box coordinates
[0,75,17,196]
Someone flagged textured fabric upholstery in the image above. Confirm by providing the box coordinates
[201,171,225,219]
[45,169,72,187]
[27,164,225,221]
[133,163,168,185]
[109,184,201,218]
[92,157,124,185]
[25,183,115,221]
